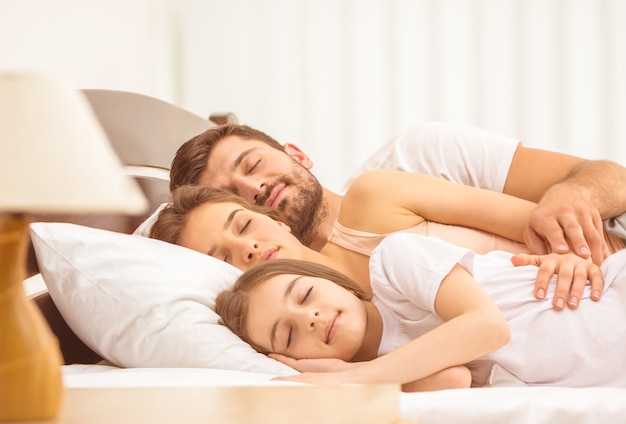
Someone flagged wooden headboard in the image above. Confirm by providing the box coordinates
[30,89,236,364]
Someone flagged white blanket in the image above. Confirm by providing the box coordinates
[62,365,626,424]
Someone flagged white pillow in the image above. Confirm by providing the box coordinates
[30,222,295,375]
[133,202,167,237]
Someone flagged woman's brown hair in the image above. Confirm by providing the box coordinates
[149,185,284,245]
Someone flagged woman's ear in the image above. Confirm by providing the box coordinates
[278,221,292,233]
[284,143,314,170]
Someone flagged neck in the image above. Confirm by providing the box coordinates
[306,189,343,252]
[352,301,383,362]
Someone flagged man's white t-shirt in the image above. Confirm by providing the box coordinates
[343,122,520,193]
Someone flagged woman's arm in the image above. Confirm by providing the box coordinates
[273,264,510,388]
[340,169,536,243]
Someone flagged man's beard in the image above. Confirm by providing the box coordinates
[267,163,325,247]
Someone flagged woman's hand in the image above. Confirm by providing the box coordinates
[511,252,604,310]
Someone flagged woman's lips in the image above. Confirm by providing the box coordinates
[325,313,340,343]
[260,247,279,262]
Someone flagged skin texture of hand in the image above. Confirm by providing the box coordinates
[525,182,607,266]
[268,354,358,373]
[511,252,604,310]
[270,356,363,387]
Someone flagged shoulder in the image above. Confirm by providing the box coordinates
[346,169,433,198]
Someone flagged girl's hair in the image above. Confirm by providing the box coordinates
[149,185,284,245]
[216,259,371,354]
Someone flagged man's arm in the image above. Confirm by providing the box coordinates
[504,146,626,265]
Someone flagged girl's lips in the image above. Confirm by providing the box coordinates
[325,313,340,343]
[265,184,286,208]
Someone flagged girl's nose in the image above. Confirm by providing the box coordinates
[307,310,320,329]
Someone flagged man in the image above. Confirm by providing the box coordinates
[169,122,626,266]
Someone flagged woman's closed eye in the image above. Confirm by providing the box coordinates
[239,219,251,234]
[301,286,312,304]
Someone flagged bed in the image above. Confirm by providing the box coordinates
[24,89,626,423]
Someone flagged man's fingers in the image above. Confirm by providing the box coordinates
[580,215,607,266]
[523,228,552,256]
[557,218,590,259]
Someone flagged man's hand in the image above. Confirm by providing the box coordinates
[524,183,607,266]
[511,252,604,310]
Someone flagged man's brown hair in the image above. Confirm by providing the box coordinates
[170,124,284,192]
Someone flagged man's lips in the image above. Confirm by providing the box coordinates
[264,183,286,208]
[325,313,340,344]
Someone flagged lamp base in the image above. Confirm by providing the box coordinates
[0,214,63,420]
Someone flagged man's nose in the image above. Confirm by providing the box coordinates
[235,176,266,204]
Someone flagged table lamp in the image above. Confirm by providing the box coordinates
[0,73,148,420]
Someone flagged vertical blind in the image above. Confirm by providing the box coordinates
[179,0,626,191]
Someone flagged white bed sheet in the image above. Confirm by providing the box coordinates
[62,364,626,424]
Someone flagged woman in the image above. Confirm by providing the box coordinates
[215,232,626,391]
[151,170,618,308]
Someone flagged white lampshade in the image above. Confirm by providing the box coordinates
[0,72,147,214]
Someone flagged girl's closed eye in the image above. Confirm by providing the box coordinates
[286,326,293,349]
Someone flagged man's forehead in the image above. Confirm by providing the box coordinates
[200,136,272,187]
[210,136,276,166]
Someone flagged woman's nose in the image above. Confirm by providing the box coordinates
[242,242,259,263]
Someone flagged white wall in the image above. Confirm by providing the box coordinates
[0,0,175,102]
[2,0,625,192]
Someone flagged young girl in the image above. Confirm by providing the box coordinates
[216,232,626,391]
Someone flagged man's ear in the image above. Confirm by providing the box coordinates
[284,143,314,169]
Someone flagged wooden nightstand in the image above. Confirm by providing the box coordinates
[21,385,416,424]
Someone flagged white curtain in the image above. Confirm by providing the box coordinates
[177,0,626,191]
[2,0,625,192]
